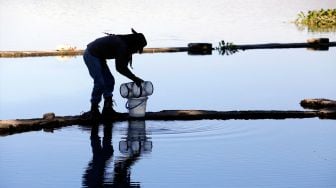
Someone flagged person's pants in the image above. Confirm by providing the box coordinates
[83,49,115,106]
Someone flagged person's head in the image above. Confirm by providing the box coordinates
[118,29,147,54]
[130,28,147,54]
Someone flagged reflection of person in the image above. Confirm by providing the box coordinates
[82,120,151,187]
[113,120,152,187]
[113,153,141,188]
[82,123,113,187]
[82,29,147,120]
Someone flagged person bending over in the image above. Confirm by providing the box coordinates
[82,29,147,120]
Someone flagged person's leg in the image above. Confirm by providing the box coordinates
[101,62,115,102]
[84,51,106,105]
[83,50,106,118]
[100,63,120,118]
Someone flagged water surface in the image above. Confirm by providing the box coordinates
[0,0,336,187]
[1,0,336,50]
[1,119,336,187]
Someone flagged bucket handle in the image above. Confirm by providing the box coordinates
[125,99,146,110]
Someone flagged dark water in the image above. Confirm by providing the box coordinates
[1,0,336,187]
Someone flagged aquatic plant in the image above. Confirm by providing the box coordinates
[216,40,239,55]
[295,9,336,32]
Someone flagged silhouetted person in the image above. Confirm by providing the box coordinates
[82,29,147,120]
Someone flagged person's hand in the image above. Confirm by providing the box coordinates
[134,77,144,87]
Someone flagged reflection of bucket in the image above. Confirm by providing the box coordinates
[126,97,148,117]
[119,120,152,154]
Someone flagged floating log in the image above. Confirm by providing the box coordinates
[223,38,334,51]
[0,47,190,58]
[300,98,336,119]
[1,108,335,136]
[0,50,85,58]
[144,47,188,53]
[188,43,213,55]
[147,43,213,55]
[1,38,334,58]
[301,98,336,109]
[235,41,335,50]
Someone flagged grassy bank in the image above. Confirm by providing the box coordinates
[295,9,336,32]
[295,9,336,31]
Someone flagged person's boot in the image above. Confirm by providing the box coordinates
[102,97,120,120]
[81,104,101,121]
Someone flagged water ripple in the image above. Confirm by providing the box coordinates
[145,120,259,141]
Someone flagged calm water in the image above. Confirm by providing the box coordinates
[1,0,336,187]
[1,120,336,188]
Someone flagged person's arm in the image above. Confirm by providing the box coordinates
[115,56,143,86]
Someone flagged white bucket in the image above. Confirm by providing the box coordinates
[126,97,148,117]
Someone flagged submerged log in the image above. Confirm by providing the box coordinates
[1,108,335,136]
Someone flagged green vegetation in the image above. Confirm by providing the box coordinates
[295,9,336,32]
[216,40,239,55]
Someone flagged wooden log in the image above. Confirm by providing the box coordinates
[307,38,330,44]
[0,114,83,135]
[300,98,336,110]
[0,50,84,58]
[187,43,213,55]
[300,98,336,119]
[143,47,188,53]
[318,109,336,119]
[234,41,336,50]
[0,47,194,58]
[1,109,334,136]
[144,110,319,120]
[0,48,189,58]
[219,38,335,53]
[1,39,335,58]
